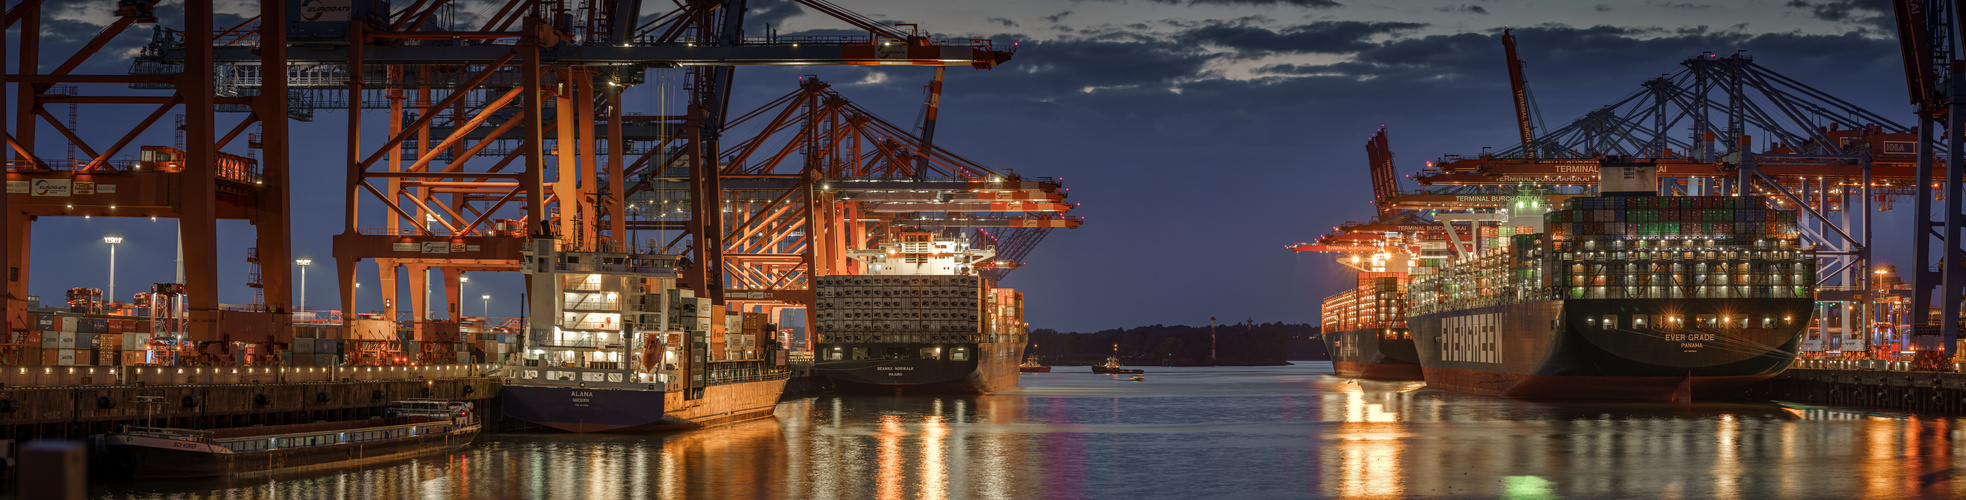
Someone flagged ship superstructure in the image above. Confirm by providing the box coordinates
[812,232,1028,394]
[501,238,788,432]
[1407,158,1815,400]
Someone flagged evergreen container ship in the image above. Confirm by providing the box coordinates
[812,232,1028,394]
[501,238,789,433]
[1407,159,1815,400]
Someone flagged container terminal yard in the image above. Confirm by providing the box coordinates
[0,0,1081,453]
[9,0,1966,497]
[1292,19,1966,413]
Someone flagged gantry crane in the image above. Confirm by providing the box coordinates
[4,0,1038,364]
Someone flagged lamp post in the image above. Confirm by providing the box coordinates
[482,294,491,318]
[103,236,122,304]
[459,274,469,319]
[295,258,311,316]
[353,281,361,317]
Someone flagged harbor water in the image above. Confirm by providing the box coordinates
[94,363,1966,499]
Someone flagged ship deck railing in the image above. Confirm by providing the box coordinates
[2,363,501,388]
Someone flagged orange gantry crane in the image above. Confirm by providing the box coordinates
[3,0,1053,364]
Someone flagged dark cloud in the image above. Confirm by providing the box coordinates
[1596,4,1613,12]
[1178,20,1427,55]
[1152,0,1342,6]
[1650,1,1713,8]
[1435,4,1489,15]
[1044,11,1073,23]
[1785,0,1893,32]
[988,17,1020,28]
[829,23,1904,330]
[746,0,806,30]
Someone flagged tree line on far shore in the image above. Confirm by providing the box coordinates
[1026,322,1330,366]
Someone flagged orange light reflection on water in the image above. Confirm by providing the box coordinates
[876,414,905,500]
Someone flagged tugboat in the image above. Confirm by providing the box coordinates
[500,237,790,433]
[1090,355,1144,375]
[102,400,479,479]
[1019,356,1052,373]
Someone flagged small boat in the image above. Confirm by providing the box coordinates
[1129,375,1144,382]
[1090,355,1144,375]
[1019,357,1052,373]
[102,400,480,479]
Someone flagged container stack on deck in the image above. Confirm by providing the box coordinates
[813,275,987,344]
[1321,273,1409,334]
[1543,195,1813,301]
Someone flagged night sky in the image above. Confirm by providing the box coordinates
[8,0,1919,332]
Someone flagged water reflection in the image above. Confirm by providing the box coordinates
[88,365,1966,499]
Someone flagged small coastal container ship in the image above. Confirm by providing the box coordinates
[811,232,1028,394]
[102,400,479,479]
[1322,267,1424,380]
[1407,158,1815,400]
[501,238,788,433]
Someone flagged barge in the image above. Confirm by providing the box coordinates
[101,400,478,479]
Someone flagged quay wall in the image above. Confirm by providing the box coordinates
[1740,364,1966,415]
[0,365,504,442]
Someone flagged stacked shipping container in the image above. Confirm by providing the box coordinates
[812,275,987,343]
[1321,272,1409,333]
[1410,196,1816,314]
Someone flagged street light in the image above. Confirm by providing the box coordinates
[295,258,312,316]
[103,236,123,304]
[482,294,491,318]
[459,274,469,318]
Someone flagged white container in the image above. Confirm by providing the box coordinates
[59,316,78,332]
[57,349,78,366]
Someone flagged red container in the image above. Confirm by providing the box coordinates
[40,349,57,365]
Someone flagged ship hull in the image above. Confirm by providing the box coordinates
[814,341,1023,394]
[1323,327,1423,380]
[500,384,668,433]
[502,378,788,433]
[1411,298,1809,401]
[103,428,476,480]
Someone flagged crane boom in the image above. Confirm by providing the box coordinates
[1503,29,1536,159]
[1368,127,1398,219]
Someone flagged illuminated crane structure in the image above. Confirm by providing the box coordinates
[1375,33,1932,355]
[626,76,1077,321]
[4,0,290,362]
[1892,0,1966,362]
[5,0,1074,364]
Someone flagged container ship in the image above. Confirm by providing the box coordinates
[1322,269,1424,380]
[811,232,1028,394]
[500,238,790,433]
[1407,158,1815,400]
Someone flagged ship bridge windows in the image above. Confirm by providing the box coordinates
[1632,315,1649,329]
[1762,317,1776,329]
[1602,315,1618,330]
[828,347,844,361]
[952,347,970,361]
[1697,314,1718,328]
[921,347,943,360]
